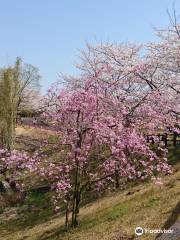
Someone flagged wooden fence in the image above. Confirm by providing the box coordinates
[145,132,180,147]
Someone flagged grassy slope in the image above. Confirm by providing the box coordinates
[0,127,179,240]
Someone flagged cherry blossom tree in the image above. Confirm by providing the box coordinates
[145,9,180,121]
[77,41,179,130]
[0,148,32,192]
[36,72,171,229]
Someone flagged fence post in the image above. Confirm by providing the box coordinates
[164,133,168,147]
[173,132,177,147]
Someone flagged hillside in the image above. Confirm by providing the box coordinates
[0,127,179,240]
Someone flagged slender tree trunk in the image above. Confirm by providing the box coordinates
[71,161,80,228]
[71,156,82,228]
[115,169,120,189]
[73,187,81,227]
[71,111,82,228]
[65,197,70,231]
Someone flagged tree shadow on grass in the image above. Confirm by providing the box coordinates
[0,191,55,234]
[156,200,180,239]
[38,226,66,240]
[168,146,180,166]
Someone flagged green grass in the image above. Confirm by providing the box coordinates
[0,192,53,233]
[0,129,179,240]
[0,164,179,240]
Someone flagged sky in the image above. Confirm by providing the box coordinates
[0,0,180,92]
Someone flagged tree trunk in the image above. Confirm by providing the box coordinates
[71,162,80,228]
[73,189,81,227]
[115,169,120,189]
[65,197,70,231]
[71,161,82,228]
